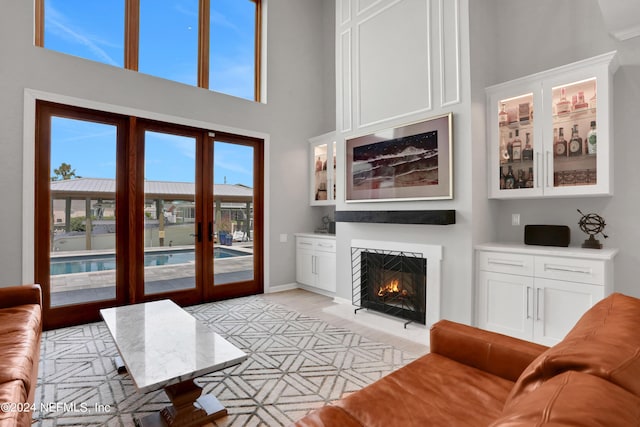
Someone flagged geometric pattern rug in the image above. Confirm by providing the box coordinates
[33,295,418,426]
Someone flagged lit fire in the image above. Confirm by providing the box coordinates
[377,279,409,297]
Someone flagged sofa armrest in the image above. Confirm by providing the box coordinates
[430,319,548,382]
[0,284,42,309]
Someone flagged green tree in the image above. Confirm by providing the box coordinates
[51,162,80,181]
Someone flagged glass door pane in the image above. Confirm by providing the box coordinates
[551,78,597,187]
[49,118,118,306]
[497,93,535,190]
[212,140,254,286]
[143,131,197,294]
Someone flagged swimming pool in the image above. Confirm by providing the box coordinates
[50,248,249,276]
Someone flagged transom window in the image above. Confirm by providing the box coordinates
[35,0,262,102]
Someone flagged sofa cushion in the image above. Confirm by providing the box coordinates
[328,353,513,427]
[491,371,640,426]
[0,306,42,394]
[507,293,640,405]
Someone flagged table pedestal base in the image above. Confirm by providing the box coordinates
[135,379,227,427]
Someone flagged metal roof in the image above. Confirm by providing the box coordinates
[50,178,253,201]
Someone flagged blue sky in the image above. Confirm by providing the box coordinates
[45,0,255,186]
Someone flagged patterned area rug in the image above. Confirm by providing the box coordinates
[33,295,417,426]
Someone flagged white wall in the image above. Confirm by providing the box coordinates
[0,1,334,289]
[478,0,640,298]
[334,0,476,324]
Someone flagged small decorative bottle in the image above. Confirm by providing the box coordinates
[499,103,508,127]
[556,87,571,116]
[587,121,597,154]
[522,132,533,161]
[511,129,522,161]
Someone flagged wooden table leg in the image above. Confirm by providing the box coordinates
[135,379,227,427]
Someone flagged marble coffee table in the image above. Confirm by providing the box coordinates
[100,299,247,427]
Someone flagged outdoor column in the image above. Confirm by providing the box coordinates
[65,197,72,232]
[245,202,252,240]
[85,198,92,250]
[215,199,222,242]
[156,199,165,246]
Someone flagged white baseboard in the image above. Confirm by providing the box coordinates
[266,282,299,293]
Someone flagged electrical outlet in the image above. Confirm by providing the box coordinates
[512,213,520,226]
[279,233,288,243]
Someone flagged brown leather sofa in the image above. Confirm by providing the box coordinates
[0,284,43,427]
[293,292,640,426]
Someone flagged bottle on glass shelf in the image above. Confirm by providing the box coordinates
[574,91,588,111]
[500,167,506,189]
[526,166,534,188]
[516,169,525,188]
[556,87,571,116]
[522,132,533,161]
[500,134,509,164]
[589,82,597,111]
[499,103,508,127]
[587,121,597,154]
[555,127,567,157]
[505,166,515,189]
[568,124,583,157]
[512,129,522,161]
[506,131,513,162]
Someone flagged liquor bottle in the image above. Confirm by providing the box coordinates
[522,132,533,161]
[519,102,530,124]
[589,81,597,111]
[587,121,597,154]
[516,169,525,188]
[556,87,571,116]
[500,167,506,189]
[505,166,515,189]
[512,129,522,161]
[568,124,583,157]
[526,166,534,188]
[500,134,509,164]
[554,127,567,157]
[499,103,508,127]
[506,131,513,162]
[574,91,588,111]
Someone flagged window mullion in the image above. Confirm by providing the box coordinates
[125,0,140,71]
[198,0,210,89]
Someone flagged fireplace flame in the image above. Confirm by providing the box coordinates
[378,279,400,297]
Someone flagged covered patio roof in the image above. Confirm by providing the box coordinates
[50,178,253,202]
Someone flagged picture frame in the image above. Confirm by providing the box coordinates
[345,113,453,202]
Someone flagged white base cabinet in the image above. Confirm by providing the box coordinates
[295,234,336,293]
[476,243,617,346]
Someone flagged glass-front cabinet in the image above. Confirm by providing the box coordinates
[309,131,337,205]
[487,51,618,199]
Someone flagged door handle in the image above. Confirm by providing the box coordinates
[196,223,202,242]
[526,286,532,319]
[536,288,543,321]
[208,222,213,242]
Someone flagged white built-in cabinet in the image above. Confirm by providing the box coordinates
[476,243,617,346]
[309,132,336,206]
[295,234,336,293]
[486,51,618,199]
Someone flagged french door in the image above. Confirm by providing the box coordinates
[35,101,263,330]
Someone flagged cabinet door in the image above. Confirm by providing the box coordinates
[541,66,611,197]
[533,279,604,346]
[310,133,336,205]
[487,80,543,199]
[478,271,534,341]
[296,244,315,286]
[315,250,337,292]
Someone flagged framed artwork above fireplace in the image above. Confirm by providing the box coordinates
[345,113,453,202]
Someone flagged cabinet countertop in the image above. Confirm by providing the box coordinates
[476,242,618,260]
[295,232,336,240]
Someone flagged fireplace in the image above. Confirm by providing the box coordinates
[350,239,442,328]
[354,250,426,326]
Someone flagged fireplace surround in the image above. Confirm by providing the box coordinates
[350,239,442,327]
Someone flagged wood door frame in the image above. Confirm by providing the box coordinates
[35,101,266,330]
[35,101,130,330]
[206,132,264,301]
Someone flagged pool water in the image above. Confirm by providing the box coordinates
[50,248,247,275]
